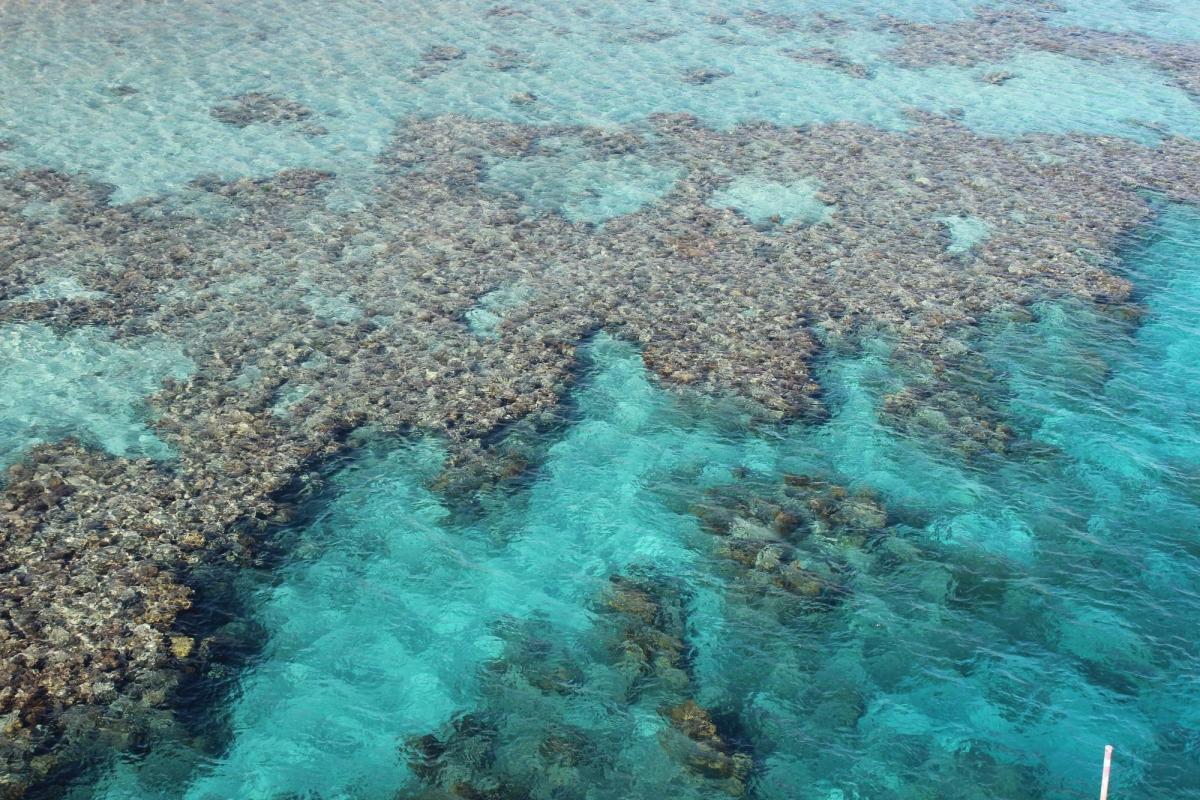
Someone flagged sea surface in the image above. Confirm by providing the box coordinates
[2,0,1199,798]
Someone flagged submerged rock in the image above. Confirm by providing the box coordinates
[423,45,467,62]
[693,470,894,612]
[783,47,873,78]
[210,92,317,128]
[599,573,692,695]
[981,70,1017,85]
[660,700,752,794]
[683,67,731,85]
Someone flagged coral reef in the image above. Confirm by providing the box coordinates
[4,50,1200,789]
[209,92,324,135]
[688,470,889,618]
[598,573,693,698]
[402,569,751,798]
[782,48,874,79]
[881,7,1200,101]
[683,68,732,86]
[0,444,210,794]
[659,700,752,794]
[486,45,534,72]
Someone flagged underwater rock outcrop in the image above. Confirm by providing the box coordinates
[400,616,604,799]
[782,47,873,79]
[881,7,1200,101]
[683,67,732,85]
[598,572,755,794]
[209,92,324,135]
[404,713,525,800]
[402,568,752,798]
[598,572,693,697]
[659,700,753,795]
[688,470,891,616]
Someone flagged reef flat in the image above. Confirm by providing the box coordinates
[1,0,1200,797]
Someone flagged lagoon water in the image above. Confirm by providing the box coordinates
[3,0,1200,799]
[4,0,1200,204]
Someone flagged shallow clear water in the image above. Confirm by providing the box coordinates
[4,0,1200,203]
[0,323,192,465]
[3,0,1200,798]
[67,204,1199,799]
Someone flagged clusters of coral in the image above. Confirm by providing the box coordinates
[209,92,326,136]
[398,461,919,798]
[691,471,889,612]
[782,48,874,79]
[402,569,753,798]
[880,6,1200,100]
[726,0,1199,102]
[3,6,1200,790]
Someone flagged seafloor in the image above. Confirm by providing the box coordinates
[1,0,1199,798]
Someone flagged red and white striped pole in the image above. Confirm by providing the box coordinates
[1099,745,1113,800]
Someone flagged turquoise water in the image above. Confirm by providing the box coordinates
[0,323,192,465]
[1050,0,1200,40]
[709,177,833,227]
[3,0,1200,203]
[73,203,1200,799]
[484,137,683,224]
